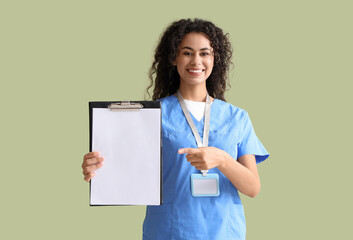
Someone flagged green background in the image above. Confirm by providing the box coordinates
[1,0,352,239]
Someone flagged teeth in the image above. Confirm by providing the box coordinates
[188,69,203,73]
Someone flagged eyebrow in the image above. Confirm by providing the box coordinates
[181,46,211,51]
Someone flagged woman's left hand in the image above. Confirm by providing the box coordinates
[178,147,226,170]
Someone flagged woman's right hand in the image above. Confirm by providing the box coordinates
[82,151,104,182]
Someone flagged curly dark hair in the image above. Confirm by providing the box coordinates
[146,18,233,101]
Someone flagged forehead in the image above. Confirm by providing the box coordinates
[179,32,212,49]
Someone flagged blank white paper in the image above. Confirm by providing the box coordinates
[90,108,161,205]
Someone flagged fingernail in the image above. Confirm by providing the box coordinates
[178,149,183,154]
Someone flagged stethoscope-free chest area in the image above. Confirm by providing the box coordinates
[176,90,220,197]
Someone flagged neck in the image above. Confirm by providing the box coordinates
[178,82,208,102]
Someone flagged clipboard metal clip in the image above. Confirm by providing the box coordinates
[108,101,143,111]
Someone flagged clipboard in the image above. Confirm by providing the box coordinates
[89,101,162,206]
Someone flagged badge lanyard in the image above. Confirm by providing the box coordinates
[176,89,211,177]
[176,90,220,197]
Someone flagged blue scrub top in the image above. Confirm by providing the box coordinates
[143,95,269,240]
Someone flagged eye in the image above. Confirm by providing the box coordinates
[183,52,192,56]
[201,52,210,56]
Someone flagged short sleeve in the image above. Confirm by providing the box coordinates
[237,111,269,164]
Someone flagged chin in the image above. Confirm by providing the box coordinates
[181,78,206,86]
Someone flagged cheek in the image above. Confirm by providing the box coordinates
[176,66,184,78]
[207,61,214,73]
[207,58,214,69]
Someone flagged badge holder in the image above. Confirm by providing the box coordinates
[191,170,220,197]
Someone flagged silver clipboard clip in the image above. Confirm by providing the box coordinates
[108,101,143,111]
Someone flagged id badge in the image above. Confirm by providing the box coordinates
[191,173,220,197]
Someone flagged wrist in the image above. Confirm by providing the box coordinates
[218,150,229,170]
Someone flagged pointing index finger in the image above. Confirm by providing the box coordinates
[178,148,198,155]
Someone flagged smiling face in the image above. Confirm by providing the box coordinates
[174,32,214,87]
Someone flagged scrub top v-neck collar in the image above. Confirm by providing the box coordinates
[172,94,217,124]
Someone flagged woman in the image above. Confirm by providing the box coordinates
[82,18,269,240]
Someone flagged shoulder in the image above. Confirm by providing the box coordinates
[213,98,248,121]
[157,94,173,103]
[157,95,176,107]
[157,95,179,116]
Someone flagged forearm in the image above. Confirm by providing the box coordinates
[218,152,260,198]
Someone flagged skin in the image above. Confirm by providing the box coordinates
[173,32,214,102]
[82,151,103,182]
[82,32,261,198]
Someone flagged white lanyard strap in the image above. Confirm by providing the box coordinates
[176,90,211,176]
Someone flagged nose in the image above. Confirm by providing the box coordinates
[190,54,202,66]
